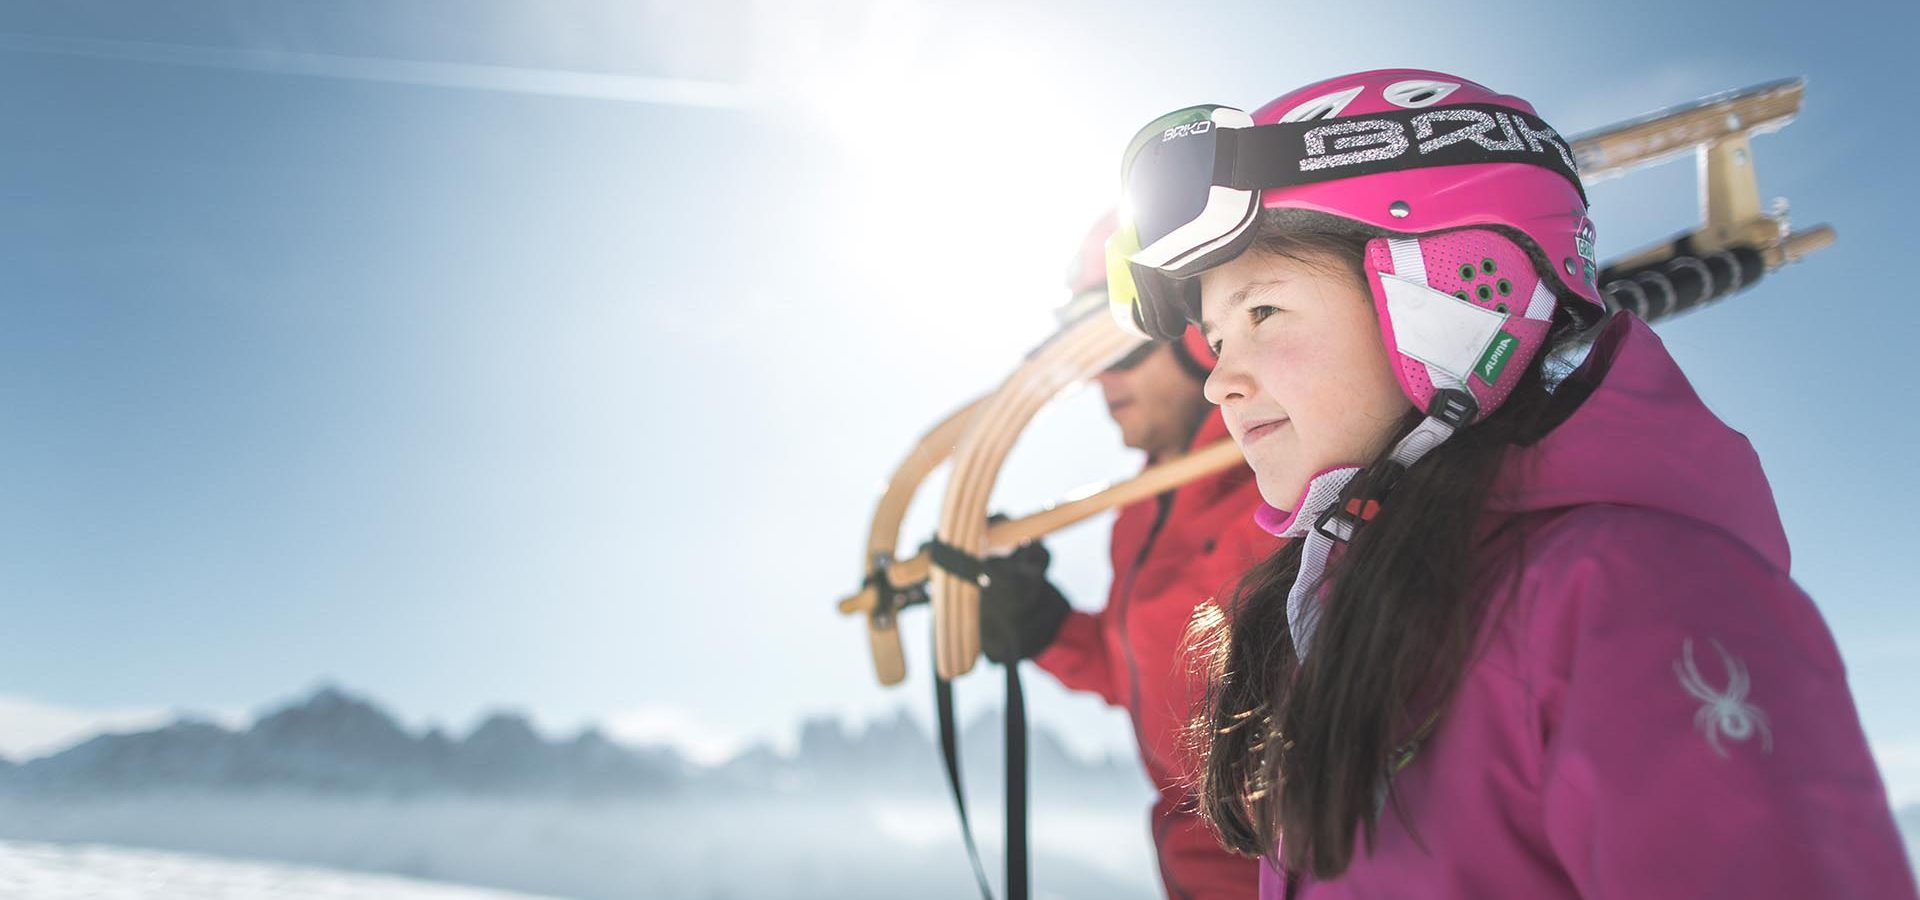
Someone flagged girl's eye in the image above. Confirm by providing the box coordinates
[1207,340,1223,356]
[1249,305,1280,325]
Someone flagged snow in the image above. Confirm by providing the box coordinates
[0,792,1159,900]
[0,840,563,900]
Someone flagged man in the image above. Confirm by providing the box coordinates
[966,215,1277,899]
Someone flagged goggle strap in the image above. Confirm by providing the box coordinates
[1214,103,1587,205]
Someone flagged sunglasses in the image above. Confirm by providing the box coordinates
[1103,341,1161,374]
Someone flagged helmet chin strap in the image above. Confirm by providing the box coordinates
[1271,466,1359,658]
[1272,390,1476,659]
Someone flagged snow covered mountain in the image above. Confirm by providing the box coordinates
[0,688,681,797]
[0,685,1134,801]
[0,687,1161,900]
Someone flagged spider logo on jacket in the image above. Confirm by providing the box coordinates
[1675,637,1773,758]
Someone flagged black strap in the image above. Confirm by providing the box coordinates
[932,658,1032,900]
[1005,662,1030,900]
[1215,103,1588,205]
[926,539,986,584]
[928,538,1031,900]
[935,670,996,900]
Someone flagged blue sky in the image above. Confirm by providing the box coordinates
[1,0,1915,794]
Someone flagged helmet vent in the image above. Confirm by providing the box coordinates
[1279,86,1365,123]
[1383,79,1460,109]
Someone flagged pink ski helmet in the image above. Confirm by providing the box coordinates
[1108,69,1601,428]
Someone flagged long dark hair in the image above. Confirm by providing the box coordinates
[1187,215,1583,878]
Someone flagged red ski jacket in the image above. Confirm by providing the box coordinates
[1035,409,1276,899]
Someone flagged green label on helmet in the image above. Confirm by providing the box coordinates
[1475,331,1519,384]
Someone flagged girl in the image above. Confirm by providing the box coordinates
[1104,69,1915,898]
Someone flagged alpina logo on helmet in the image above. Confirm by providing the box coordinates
[1475,331,1520,384]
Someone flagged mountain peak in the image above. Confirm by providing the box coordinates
[246,685,415,759]
[466,711,541,747]
[0,692,1127,800]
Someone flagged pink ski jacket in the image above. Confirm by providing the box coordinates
[1264,313,1916,899]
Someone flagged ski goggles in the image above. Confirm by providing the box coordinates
[1106,103,1587,339]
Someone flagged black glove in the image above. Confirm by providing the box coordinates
[927,539,1071,664]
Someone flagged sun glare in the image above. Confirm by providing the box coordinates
[755,2,1113,346]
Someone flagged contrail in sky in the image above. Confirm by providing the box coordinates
[0,32,756,110]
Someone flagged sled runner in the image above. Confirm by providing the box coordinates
[857,395,988,685]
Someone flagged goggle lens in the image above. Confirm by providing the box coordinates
[1120,106,1226,251]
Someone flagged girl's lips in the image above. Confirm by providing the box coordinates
[1242,418,1288,444]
